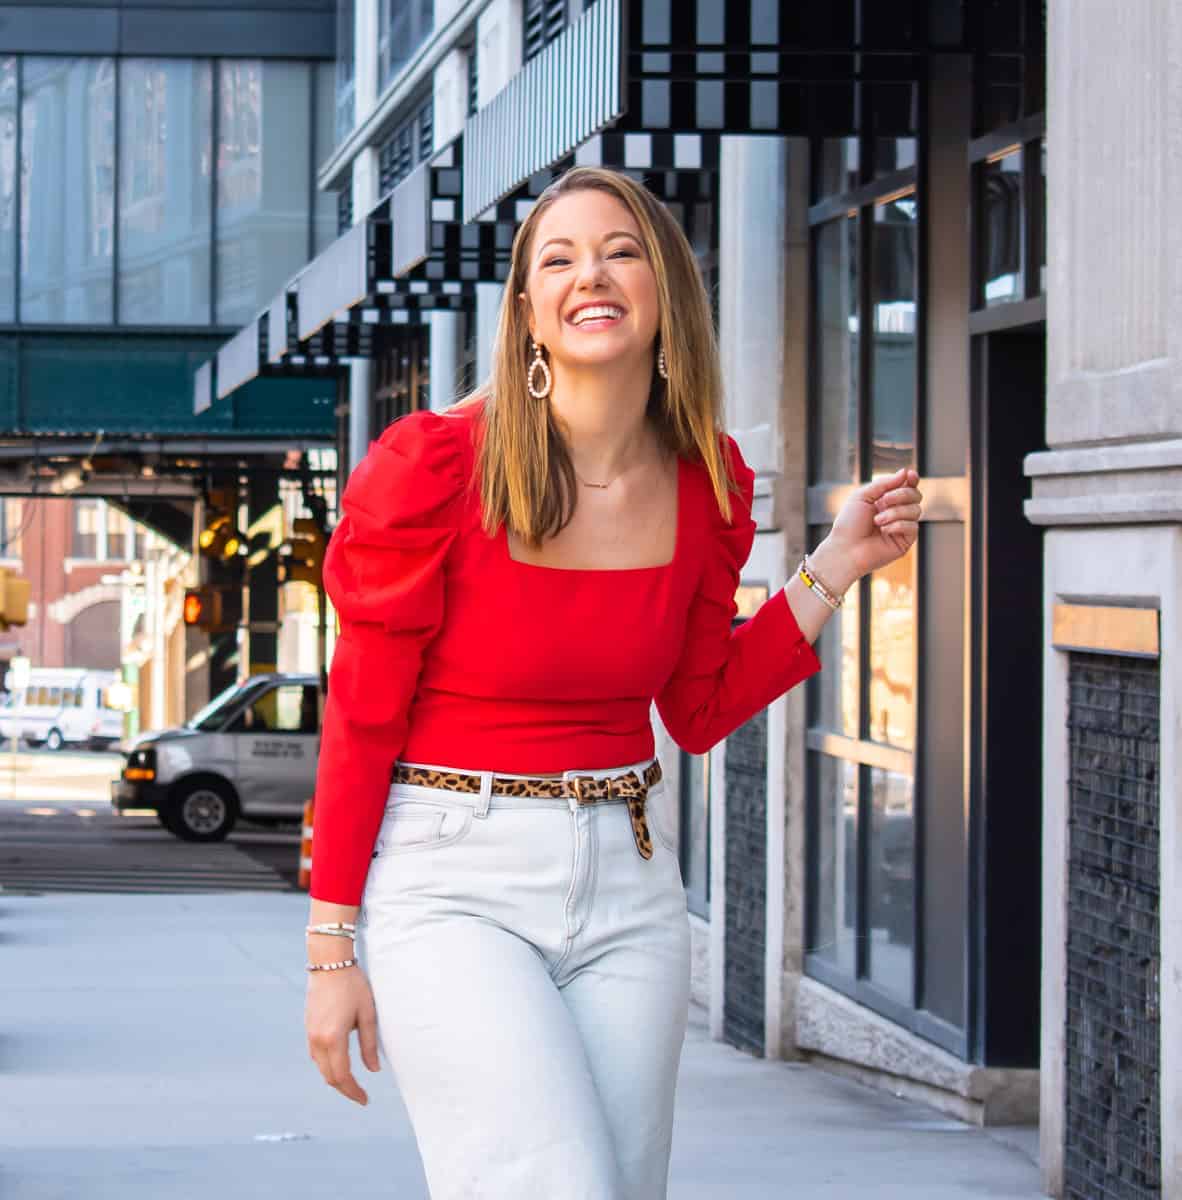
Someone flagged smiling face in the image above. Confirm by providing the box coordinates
[521,188,661,375]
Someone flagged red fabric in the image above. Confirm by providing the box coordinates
[311,404,821,904]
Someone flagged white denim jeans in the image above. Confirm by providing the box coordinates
[359,759,692,1200]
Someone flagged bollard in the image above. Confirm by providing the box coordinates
[298,798,315,890]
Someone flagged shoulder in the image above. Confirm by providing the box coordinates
[343,405,480,527]
[682,432,755,530]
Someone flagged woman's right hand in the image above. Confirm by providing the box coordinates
[305,962,381,1106]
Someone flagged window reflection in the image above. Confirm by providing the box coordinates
[379,0,434,92]
[21,57,115,322]
[0,58,15,321]
[871,192,917,476]
[336,0,356,143]
[815,214,858,483]
[812,529,860,738]
[679,749,710,919]
[215,61,311,327]
[867,767,914,1002]
[810,754,858,975]
[868,553,914,749]
[119,60,212,325]
[983,148,1022,306]
[875,137,916,176]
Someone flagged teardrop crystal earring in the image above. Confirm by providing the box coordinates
[527,339,552,399]
[657,345,669,381]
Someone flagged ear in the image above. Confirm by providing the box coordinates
[518,291,537,342]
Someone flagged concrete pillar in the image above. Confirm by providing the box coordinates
[433,47,468,151]
[244,471,280,677]
[354,0,379,123]
[428,311,464,410]
[715,135,810,1060]
[475,282,503,385]
[1030,2,1182,1194]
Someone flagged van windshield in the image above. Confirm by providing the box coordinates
[186,683,257,732]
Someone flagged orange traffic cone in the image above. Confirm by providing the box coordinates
[298,798,315,890]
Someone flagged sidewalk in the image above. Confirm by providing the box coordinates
[0,892,1045,1199]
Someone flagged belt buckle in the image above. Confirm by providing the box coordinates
[571,775,608,806]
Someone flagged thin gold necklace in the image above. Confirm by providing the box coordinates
[574,470,614,490]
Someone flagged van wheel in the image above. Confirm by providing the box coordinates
[45,728,64,752]
[162,778,239,843]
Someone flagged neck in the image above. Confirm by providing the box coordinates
[548,357,653,479]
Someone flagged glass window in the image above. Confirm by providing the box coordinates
[814,214,859,483]
[215,61,311,327]
[105,504,126,560]
[21,58,115,323]
[808,754,858,975]
[118,59,212,326]
[870,192,917,476]
[875,138,916,176]
[868,556,914,750]
[241,683,318,733]
[72,499,100,559]
[811,544,860,738]
[982,148,1022,307]
[1039,139,1046,294]
[0,58,16,322]
[335,0,356,144]
[867,767,914,1001]
[313,64,338,255]
[378,0,435,93]
[0,497,21,556]
[679,749,710,919]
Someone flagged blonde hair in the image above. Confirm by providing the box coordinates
[467,166,737,547]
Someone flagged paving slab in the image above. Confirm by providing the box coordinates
[0,892,1045,1199]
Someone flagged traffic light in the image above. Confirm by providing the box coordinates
[0,568,30,631]
[182,586,235,634]
[280,517,327,586]
[197,513,244,561]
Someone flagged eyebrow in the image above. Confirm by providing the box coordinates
[536,230,644,258]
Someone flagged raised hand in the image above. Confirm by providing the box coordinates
[827,468,924,580]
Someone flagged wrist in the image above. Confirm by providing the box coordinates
[805,538,860,597]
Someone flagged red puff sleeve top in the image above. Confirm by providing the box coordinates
[311,403,821,904]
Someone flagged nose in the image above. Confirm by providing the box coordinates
[572,250,608,291]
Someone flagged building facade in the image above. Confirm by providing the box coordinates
[210,1,1176,1196]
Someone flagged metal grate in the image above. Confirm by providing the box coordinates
[467,41,478,117]
[337,184,353,236]
[724,708,767,1055]
[1064,652,1160,1200]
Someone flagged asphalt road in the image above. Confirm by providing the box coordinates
[0,748,301,895]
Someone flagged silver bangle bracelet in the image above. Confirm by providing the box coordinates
[306,922,357,937]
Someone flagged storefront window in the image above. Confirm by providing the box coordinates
[335,0,355,144]
[983,148,1022,306]
[812,554,860,739]
[815,214,858,483]
[867,767,914,1001]
[868,559,914,750]
[816,137,858,199]
[21,57,115,323]
[119,59,212,325]
[871,191,917,476]
[808,754,858,976]
[215,61,312,327]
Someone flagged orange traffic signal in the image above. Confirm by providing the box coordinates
[182,587,233,633]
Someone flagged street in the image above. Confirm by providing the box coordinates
[0,749,301,894]
[0,752,1045,1199]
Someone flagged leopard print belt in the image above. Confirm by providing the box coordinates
[390,761,664,860]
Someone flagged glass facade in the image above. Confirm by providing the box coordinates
[0,55,327,330]
[119,59,212,326]
[335,0,356,144]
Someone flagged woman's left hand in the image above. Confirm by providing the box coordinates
[827,468,924,580]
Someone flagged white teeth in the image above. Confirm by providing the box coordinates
[571,305,623,325]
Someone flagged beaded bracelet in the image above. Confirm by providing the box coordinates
[306,958,359,973]
[306,922,356,936]
[797,555,845,611]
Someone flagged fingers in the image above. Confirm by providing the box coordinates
[862,467,918,503]
[309,1032,370,1105]
[873,502,923,529]
[357,996,381,1074]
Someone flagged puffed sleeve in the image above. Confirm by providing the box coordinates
[310,410,466,904]
[655,436,821,755]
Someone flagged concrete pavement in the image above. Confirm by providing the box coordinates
[0,891,1045,1199]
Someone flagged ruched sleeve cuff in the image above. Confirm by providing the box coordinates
[655,435,821,755]
[310,410,467,905]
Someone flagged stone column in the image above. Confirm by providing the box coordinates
[428,311,464,410]
[715,134,810,1059]
[1031,3,1182,1194]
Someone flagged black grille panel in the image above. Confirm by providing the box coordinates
[1065,652,1160,1200]
[724,709,767,1056]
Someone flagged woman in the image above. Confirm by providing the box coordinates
[304,166,922,1199]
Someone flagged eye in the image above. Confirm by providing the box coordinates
[608,249,636,259]
[541,255,570,268]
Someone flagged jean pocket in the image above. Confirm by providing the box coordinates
[646,782,678,856]
[372,799,473,858]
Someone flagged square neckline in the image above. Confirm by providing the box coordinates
[500,455,686,576]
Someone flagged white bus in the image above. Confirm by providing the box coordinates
[0,667,126,751]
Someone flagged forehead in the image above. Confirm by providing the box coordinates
[531,188,641,246]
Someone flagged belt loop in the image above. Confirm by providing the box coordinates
[475,770,493,819]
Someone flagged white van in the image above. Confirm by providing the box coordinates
[0,668,125,751]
